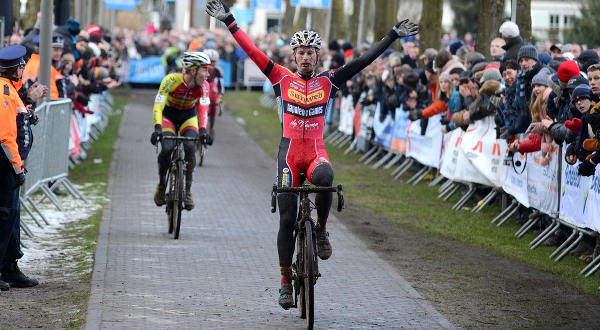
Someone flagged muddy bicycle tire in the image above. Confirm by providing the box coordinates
[172,161,184,239]
[304,220,315,330]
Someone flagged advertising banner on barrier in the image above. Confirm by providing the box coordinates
[338,95,354,135]
[457,116,507,187]
[406,114,443,168]
[373,102,393,148]
[582,171,600,230]
[356,103,376,153]
[390,106,408,153]
[243,58,267,86]
[559,157,586,226]
[127,57,164,84]
[526,146,560,216]
[503,151,530,207]
[439,128,463,181]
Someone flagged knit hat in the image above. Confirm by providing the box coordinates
[66,18,81,36]
[341,41,353,52]
[439,71,451,83]
[499,21,520,38]
[577,50,600,65]
[471,61,488,74]
[517,45,538,62]
[480,68,502,83]
[449,41,463,55]
[557,60,581,82]
[81,46,94,61]
[94,66,110,80]
[60,53,75,64]
[328,40,340,52]
[537,52,552,65]
[531,68,551,87]
[571,84,591,103]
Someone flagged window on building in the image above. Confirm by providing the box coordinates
[564,15,574,29]
[550,15,559,29]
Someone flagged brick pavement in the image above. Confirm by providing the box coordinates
[86,89,454,329]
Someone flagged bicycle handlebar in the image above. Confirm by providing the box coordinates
[162,136,200,141]
[271,184,345,213]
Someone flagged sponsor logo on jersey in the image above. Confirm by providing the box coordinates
[283,167,289,173]
[285,104,324,117]
[289,119,320,130]
[287,89,325,106]
[308,81,321,89]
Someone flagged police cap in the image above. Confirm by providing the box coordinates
[0,45,27,69]
[52,35,64,48]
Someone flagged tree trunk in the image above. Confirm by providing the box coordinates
[347,0,360,46]
[23,0,41,30]
[283,4,308,38]
[516,0,532,42]
[475,0,505,59]
[328,0,346,43]
[374,0,398,48]
[420,0,443,51]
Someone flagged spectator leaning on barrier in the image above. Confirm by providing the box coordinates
[0,45,40,291]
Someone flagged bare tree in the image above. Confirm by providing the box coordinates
[374,0,399,49]
[516,0,532,42]
[419,0,443,51]
[328,0,346,43]
[475,0,505,59]
[22,0,41,30]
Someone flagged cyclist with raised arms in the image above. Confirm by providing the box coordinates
[206,0,418,309]
[151,51,214,211]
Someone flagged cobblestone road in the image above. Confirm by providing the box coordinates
[86,90,454,329]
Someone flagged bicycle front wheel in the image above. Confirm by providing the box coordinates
[304,220,315,330]
[172,160,184,239]
[166,167,174,234]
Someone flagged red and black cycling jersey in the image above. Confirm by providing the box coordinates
[227,22,397,139]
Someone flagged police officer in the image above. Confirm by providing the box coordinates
[0,45,39,290]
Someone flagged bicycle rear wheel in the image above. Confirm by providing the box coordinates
[304,220,315,330]
[171,161,184,239]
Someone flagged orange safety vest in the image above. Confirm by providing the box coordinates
[0,76,27,173]
[22,53,63,99]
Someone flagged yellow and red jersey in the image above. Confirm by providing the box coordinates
[153,73,205,127]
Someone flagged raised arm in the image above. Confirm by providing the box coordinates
[331,20,419,86]
[206,0,286,79]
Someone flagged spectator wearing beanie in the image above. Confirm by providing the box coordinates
[538,52,553,66]
[576,49,600,74]
[530,67,551,108]
[557,60,581,86]
[341,41,353,62]
[499,21,525,63]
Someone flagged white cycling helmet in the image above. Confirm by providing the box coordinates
[181,51,211,69]
[290,30,322,51]
[204,49,219,62]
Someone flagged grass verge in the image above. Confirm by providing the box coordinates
[55,90,126,328]
[225,90,600,299]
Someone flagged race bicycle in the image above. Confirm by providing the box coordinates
[271,176,344,330]
[159,135,199,239]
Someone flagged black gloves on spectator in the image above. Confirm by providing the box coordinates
[29,110,39,125]
[408,109,423,121]
[151,124,163,145]
[499,126,511,140]
[578,160,597,176]
[199,127,213,146]
[13,171,25,189]
[564,143,577,164]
